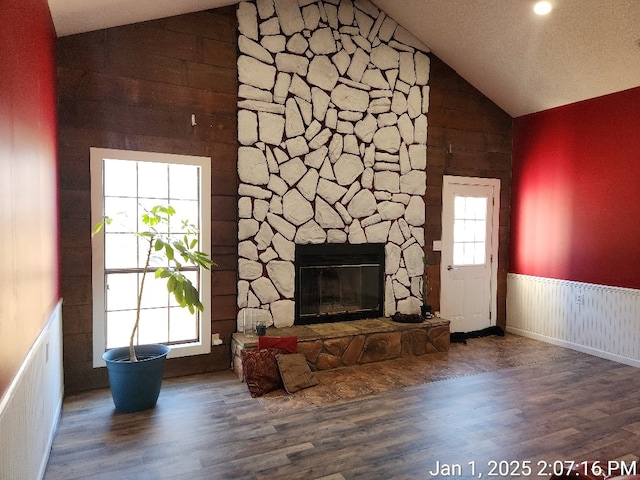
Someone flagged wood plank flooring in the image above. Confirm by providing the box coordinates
[44,334,640,480]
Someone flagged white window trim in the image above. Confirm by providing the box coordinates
[90,147,212,368]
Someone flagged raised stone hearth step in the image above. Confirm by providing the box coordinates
[231,317,450,380]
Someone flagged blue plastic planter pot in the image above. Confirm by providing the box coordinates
[102,344,171,413]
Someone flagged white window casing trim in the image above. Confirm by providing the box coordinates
[90,147,212,368]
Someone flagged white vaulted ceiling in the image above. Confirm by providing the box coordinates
[47,0,640,117]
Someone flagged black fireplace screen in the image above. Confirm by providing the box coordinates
[295,244,384,324]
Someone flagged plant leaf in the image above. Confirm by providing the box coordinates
[174,285,184,305]
[167,275,176,292]
[92,223,104,236]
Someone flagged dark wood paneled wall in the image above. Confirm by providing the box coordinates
[57,6,513,393]
[426,56,513,328]
[57,7,238,393]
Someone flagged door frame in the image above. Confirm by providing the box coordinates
[440,175,500,328]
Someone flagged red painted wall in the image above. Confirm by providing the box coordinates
[511,87,640,289]
[0,0,58,398]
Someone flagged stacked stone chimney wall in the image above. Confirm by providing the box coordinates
[236,0,430,329]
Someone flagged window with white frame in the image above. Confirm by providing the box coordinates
[90,148,212,367]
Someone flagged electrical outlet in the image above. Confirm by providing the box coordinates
[575,293,584,305]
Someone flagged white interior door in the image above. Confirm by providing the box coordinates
[440,176,500,333]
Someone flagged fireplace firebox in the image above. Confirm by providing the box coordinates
[294,244,385,325]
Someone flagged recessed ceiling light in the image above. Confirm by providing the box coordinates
[534,1,553,15]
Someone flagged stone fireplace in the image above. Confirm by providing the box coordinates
[236,0,430,331]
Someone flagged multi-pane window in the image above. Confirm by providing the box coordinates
[452,195,488,266]
[90,148,211,367]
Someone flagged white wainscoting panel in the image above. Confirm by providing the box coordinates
[507,274,640,367]
[0,300,63,480]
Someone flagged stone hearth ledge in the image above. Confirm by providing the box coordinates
[232,317,450,380]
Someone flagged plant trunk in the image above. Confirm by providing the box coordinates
[130,237,154,361]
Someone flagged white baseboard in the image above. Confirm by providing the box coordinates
[506,325,640,369]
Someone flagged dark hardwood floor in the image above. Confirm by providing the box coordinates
[44,334,640,479]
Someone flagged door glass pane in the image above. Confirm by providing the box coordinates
[453,195,487,266]
[474,242,486,264]
[468,196,487,220]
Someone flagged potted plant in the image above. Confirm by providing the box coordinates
[93,205,215,412]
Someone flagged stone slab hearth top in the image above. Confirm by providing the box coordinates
[234,316,450,347]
